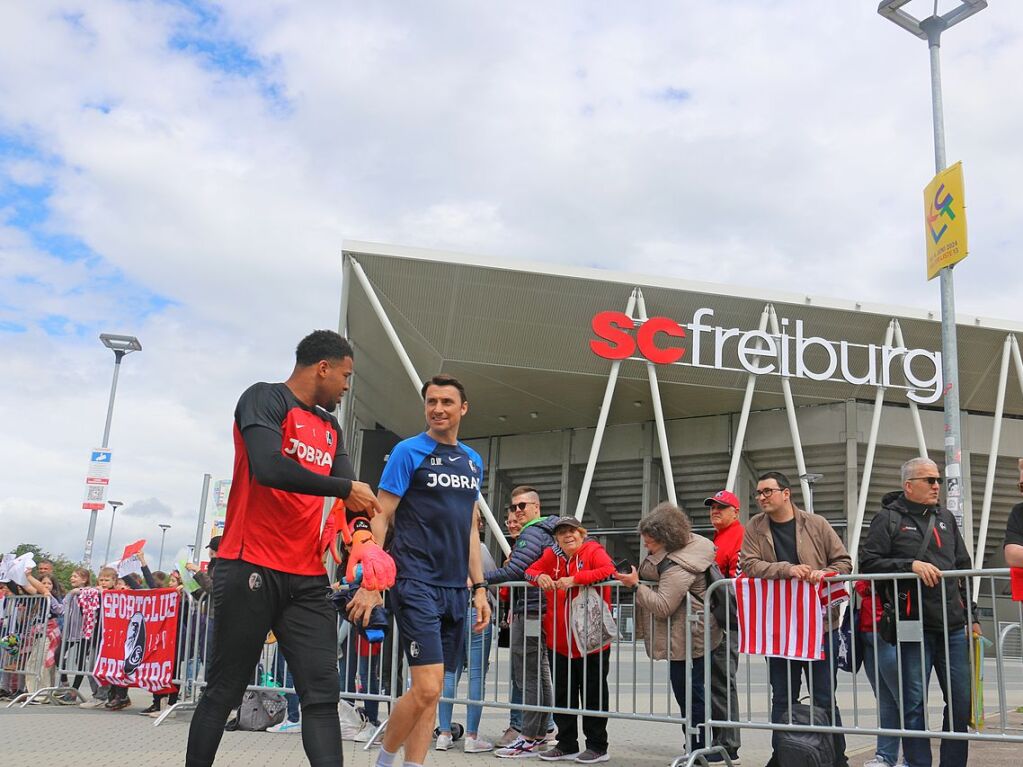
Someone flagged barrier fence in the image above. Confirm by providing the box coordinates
[0,594,51,704]
[9,570,1023,767]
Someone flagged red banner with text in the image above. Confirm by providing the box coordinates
[93,588,180,693]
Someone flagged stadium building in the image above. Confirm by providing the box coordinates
[339,240,1023,584]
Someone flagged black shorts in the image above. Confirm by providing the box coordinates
[202,558,339,709]
[392,578,468,672]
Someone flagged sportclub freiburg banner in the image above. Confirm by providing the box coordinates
[93,587,180,693]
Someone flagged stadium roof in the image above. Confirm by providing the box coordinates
[342,240,1023,440]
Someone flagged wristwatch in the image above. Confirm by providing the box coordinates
[471,581,488,592]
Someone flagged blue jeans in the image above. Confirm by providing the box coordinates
[358,653,381,723]
[509,678,523,731]
[669,658,706,751]
[273,650,300,723]
[861,631,900,765]
[438,608,492,735]
[899,628,970,767]
[767,628,847,765]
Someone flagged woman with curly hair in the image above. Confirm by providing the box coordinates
[614,502,725,762]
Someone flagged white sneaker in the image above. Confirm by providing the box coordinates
[80,699,107,709]
[464,736,494,753]
[863,759,896,767]
[266,719,302,734]
[498,727,522,747]
[436,732,454,751]
[495,737,547,758]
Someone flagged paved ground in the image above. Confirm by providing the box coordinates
[9,695,1017,766]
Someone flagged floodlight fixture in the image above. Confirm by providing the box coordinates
[878,0,987,41]
[100,333,143,353]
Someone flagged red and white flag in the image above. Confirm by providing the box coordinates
[735,577,825,660]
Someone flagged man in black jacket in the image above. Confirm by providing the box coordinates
[487,486,559,759]
[859,457,979,767]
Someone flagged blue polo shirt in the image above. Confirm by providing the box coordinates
[378,432,485,588]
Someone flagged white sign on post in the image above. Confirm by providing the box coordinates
[82,448,112,511]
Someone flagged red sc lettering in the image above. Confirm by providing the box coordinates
[590,311,635,359]
[637,317,686,364]
[590,312,686,364]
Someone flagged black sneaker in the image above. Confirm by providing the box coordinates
[140,702,161,715]
[107,697,131,711]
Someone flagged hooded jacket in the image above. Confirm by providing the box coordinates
[484,514,559,616]
[634,533,722,661]
[859,491,972,632]
[525,538,616,658]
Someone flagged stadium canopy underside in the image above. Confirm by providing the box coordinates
[340,240,1023,569]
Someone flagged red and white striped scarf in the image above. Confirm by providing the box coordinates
[735,574,848,660]
[77,588,101,640]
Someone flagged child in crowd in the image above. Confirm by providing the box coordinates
[78,567,116,708]
[58,568,93,704]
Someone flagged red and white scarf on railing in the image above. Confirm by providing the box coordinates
[735,574,848,660]
[77,588,101,640]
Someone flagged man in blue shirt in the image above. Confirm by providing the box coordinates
[348,374,491,767]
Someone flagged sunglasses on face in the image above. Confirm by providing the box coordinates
[508,501,535,513]
[908,476,943,485]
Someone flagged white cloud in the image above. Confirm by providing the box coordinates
[0,1,1021,560]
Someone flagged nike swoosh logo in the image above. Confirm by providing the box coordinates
[296,424,305,429]
[447,455,462,462]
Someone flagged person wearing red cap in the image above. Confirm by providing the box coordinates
[705,490,743,579]
[704,490,743,763]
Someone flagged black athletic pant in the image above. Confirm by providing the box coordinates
[549,647,610,754]
[185,558,342,767]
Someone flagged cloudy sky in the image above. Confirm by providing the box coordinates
[2,1,1020,565]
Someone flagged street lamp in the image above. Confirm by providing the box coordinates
[103,500,123,566]
[877,0,987,548]
[83,334,141,567]
[158,524,172,571]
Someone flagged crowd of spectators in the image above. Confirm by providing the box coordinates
[3,455,1022,767]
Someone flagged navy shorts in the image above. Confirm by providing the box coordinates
[392,578,468,672]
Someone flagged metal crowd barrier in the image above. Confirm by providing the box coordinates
[1,594,51,707]
[694,568,1023,767]
[23,568,1023,767]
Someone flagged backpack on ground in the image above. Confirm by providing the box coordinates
[772,702,836,767]
[237,690,287,731]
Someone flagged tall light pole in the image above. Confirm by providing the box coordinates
[103,500,123,566]
[878,0,987,549]
[158,524,172,571]
[83,333,142,567]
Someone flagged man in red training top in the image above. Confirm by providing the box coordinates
[186,330,385,767]
[704,489,744,763]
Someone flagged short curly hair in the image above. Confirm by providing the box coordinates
[637,502,692,552]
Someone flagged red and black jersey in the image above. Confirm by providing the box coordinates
[220,382,345,575]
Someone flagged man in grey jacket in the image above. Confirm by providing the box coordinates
[488,486,559,759]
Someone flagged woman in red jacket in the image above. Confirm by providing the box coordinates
[525,517,615,764]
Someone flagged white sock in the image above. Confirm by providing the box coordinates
[405,763,423,767]
[375,747,398,767]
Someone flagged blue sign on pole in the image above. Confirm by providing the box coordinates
[91,450,112,462]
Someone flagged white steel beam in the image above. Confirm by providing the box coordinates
[974,333,1013,578]
[725,304,772,492]
[892,319,929,457]
[635,289,677,507]
[849,320,896,566]
[348,256,509,555]
[767,305,812,511]
[574,289,639,521]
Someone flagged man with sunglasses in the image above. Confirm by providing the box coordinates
[740,471,852,767]
[1002,459,1023,567]
[860,457,977,767]
[484,486,560,759]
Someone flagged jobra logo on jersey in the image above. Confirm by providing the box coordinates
[426,472,480,490]
[589,307,943,405]
[284,437,333,468]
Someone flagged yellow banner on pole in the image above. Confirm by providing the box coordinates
[924,161,968,281]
